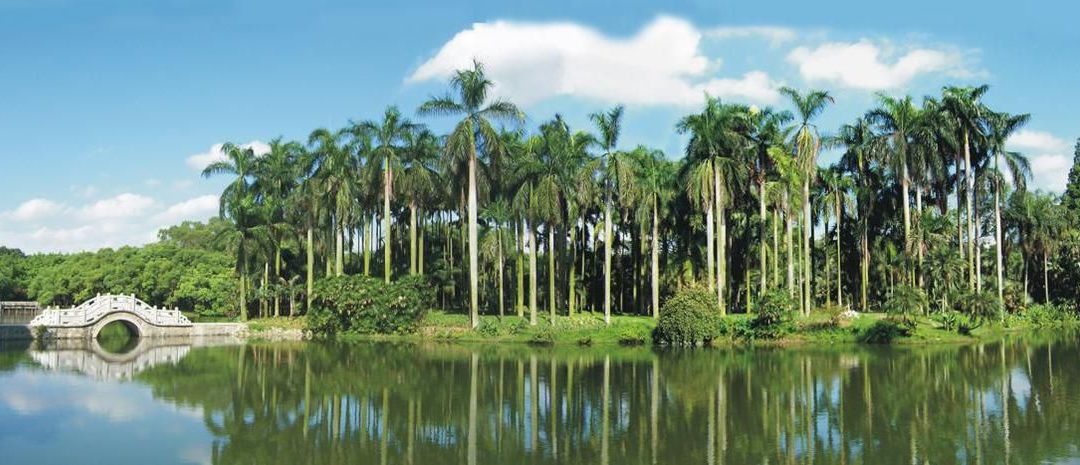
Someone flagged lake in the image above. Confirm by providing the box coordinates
[1,334,1078,465]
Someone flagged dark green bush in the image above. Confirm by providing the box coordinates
[746,290,795,340]
[1023,303,1080,327]
[856,319,910,343]
[617,325,653,346]
[881,285,926,329]
[952,290,1000,333]
[528,326,555,345]
[654,287,720,345]
[306,275,431,336]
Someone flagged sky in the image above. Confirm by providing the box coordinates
[1,0,1077,253]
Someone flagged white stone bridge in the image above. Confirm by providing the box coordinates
[28,294,242,340]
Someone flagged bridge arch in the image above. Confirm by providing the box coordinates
[30,294,193,340]
[91,312,145,340]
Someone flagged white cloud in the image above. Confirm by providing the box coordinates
[787,40,974,90]
[1008,129,1074,192]
[79,193,156,221]
[408,16,780,106]
[5,198,64,221]
[1008,129,1069,153]
[185,140,270,170]
[153,195,219,225]
[705,26,796,46]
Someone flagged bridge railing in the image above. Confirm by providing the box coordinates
[30,294,192,327]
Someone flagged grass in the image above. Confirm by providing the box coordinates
[246,317,306,332]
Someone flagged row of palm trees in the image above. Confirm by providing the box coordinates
[203,61,1068,324]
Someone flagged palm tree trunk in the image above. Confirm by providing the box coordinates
[497,225,505,317]
[773,208,780,288]
[1044,250,1050,304]
[965,130,976,290]
[306,227,313,313]
[419,214,426,276]
[706,201,715,295]
[468,152,480,328]
[835,193,842,307]
[239,271,247,321]
[759,181,767,295]
[652,202,660,319]
[802,180,812,316]
[363,215,371,276]
[716,168,725,313]
[786,193,794,299]
[274,246,281,317]
[604,197,613,325]
[901,157,911,284]
[384,161,393,284]
[527,220,537,325]
[548,226,556,320]
[861,227,868,312]
[956,152,966,264]
[336,223,344,277]
[410,202,418,275]
[569,222,577,316]
[994,172,1004,316]
[517,221,524,318]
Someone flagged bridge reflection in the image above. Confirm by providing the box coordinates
[28,337,242,381]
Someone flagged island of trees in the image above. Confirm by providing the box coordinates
[3,62,1080,340]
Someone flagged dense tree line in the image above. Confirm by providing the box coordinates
[4,62,1080,325]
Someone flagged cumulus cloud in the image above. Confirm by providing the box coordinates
[79,193,156,221]
[153,195,219,225]
[1008,129,1073,192]
[185,140,271,170]
[4,198,64,221]
[1,193,221,253]
[408,16,781,106]
[787,40,975,90]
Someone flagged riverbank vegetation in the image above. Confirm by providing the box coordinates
[4,62,1080,342]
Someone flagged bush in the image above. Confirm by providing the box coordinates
[856,319,910,343]
[952,290,1000,333]
[745,290,795,340]
[654,287,720,345]
[306,275,431,336]
[617,325,653,346]
[1022,303,1080,327]
[881,285,926,329]
[528,326,555,345]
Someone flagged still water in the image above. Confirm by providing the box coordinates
[1,335,1078,465]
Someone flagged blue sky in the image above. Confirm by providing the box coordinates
[1,0,1077,252]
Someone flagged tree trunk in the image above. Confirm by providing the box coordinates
[498,225,505,317]
[901,156,911,284]
[384,161,393,284]
[706,202,715,295]
[527,220,537,325]
[759,180,767,295]
[569,222,577,316]
[363,215,371,276]
[410,202,417,275]
[548,226,556,320]
[336,223,344,277]
[835,193,842,308]
[306,227,313,314]
[802,180,812,316]
[994,170,1004,318]
[468,153,479,328]
[419,214,425,276]
[786,193,794,299]
[965,130,976,290]
[861,227,868,312]
[652,203,660,319]
[716,168,725,313]
[604,197,613,325]
[1044,250,1050,304]
[274,247,281,317]
[517,221,524,318]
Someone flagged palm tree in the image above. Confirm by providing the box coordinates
[309,128,358,277]
[747,106,792,299]
[836,117,879,311]
[985,111,1031,311]
[819,167,854,307]
[591,105,627,324]
[941,85,990,290]
[399,129,440,277]
[252,138,304,316]
[418,60,524,329]
[867,94,921,275]
[781,87,834,315]
[357,106,418,283]
[632,147,675,318]
[202,142,262,320]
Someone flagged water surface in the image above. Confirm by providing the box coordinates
[1,335,1078,465]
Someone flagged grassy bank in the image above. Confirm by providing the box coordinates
[244,310,1053,346]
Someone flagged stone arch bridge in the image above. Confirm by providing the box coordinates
[29,294,242,340]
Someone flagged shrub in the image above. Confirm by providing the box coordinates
[306,275,431,336]
[881,285,926,329]
[746,290,795,340]
[856,319,910,343]
[952,290,1001,333]
[528,326,555,345]
[617,325,652,346]
[654,287,720,345]
[1022,303,1080,327]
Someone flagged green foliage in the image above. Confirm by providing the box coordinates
[855,319,910,343]
[617,325,653,346]
[1022,303,1080,327]
[741,290,795,340]
[528,326,556,345]
[307,275,431,336]
[881,285,926,329]
[654,287,720,345]
[951,290,1000,332]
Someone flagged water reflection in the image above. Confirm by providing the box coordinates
[2,334,1079,465]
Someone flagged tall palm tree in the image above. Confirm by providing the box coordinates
[252,138,304,316]
[309,128,357,277]
[591,105,627,324]
[836,117,879,311]
[819,167,854,307]
[867,94,921,273]
[781,87,834,315]
[418,61,524,329]
[358,106,418,283]
[202,142,262,320]
[632,147,675,318]
[985,111,1031,311]
[399,129,440,277]
[941,85,990,290]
